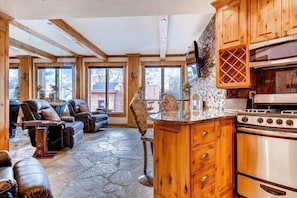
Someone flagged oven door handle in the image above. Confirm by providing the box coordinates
[260,184,286,196]
[237,127,297,139]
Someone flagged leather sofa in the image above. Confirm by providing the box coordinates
[68,99,108,132]
[21,99,84,149]
[0,150,53,198]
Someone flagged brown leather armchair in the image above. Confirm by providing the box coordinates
[68,99,108,132]
[0,150,53,198]
[21,99,84,149]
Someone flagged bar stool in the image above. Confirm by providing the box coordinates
[129,94,153,187]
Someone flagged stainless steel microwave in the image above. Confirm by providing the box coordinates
[250,35,297,69]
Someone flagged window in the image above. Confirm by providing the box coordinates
[9,67,19,100]
[144,63,182,112]
[88,64,125,113]
[37,65,74,100]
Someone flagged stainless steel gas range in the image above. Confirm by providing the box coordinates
[236,94,297,198]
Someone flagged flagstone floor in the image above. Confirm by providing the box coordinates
[9,127,153,198]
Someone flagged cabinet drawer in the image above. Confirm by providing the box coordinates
[192,142,215,173]
[192,122,215,147]
[193,165,215,195]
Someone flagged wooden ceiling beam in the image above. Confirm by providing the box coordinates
[49,19,107,61]
[9,38,57,61]
[10,20,79,57]
[159,15,168,60]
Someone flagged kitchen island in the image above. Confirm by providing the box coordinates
[150,109,235,198]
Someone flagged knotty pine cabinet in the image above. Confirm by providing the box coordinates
[250,0,297,44]
[212,0,252,88]
[212,0,247,49]
[153,117,235,198]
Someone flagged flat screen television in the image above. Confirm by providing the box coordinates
[186,40,204,82]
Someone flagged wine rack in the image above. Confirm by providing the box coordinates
[217,46,250,88]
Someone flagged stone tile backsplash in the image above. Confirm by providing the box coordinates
[191,66,226,115]
[189,14,226,115]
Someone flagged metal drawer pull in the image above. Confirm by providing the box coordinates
[200,153,209,160]
[260,184,286,196]
[201,175,209,182]
[201,131,208,136]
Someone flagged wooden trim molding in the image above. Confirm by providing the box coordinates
[0,12,13,32]
[35,62,75,67]
[141,60,185,66]
[9,63,19,67]
[85,62,128,67]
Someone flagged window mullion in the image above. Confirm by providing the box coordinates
[161,68,165,96]
[105,68,109,108]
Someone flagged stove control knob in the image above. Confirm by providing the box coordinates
[267,118,273,124]
[276,119,283,125]
[286,119,294,126]
[241,117,248,122]
[257,118,264,123]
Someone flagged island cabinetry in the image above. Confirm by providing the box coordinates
[153,117,234,198]
[216,118,235,198]
[191,121,216,197]
[153,124,191,198]
[250,0,297,43]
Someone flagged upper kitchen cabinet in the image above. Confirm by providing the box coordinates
[251,0,297,43]
[212,0,248,49]
[216,45,251,88]
[212,0,252,89]
[282,0,297,36]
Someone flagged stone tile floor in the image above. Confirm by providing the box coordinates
[9,127,153,198]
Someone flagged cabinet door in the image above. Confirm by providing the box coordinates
[215,118,234,198]
[153,123,191,198]
[250,0,282,43]
[282,0,297,36]
[215,0,247,49]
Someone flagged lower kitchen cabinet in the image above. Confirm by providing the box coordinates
[153,117,235,198]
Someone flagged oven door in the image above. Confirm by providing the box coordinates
[237,127,297,191]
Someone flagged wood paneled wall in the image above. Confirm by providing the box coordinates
[19,56,33,102]
[127,54,140,127]
[76,56,84,99]
[0,13,12,150]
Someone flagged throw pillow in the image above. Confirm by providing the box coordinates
[41,107,61,121]
[79,104,90,113]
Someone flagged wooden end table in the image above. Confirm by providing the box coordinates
[23,120,65,158]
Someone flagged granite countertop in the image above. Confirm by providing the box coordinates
[149,108,236,125]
